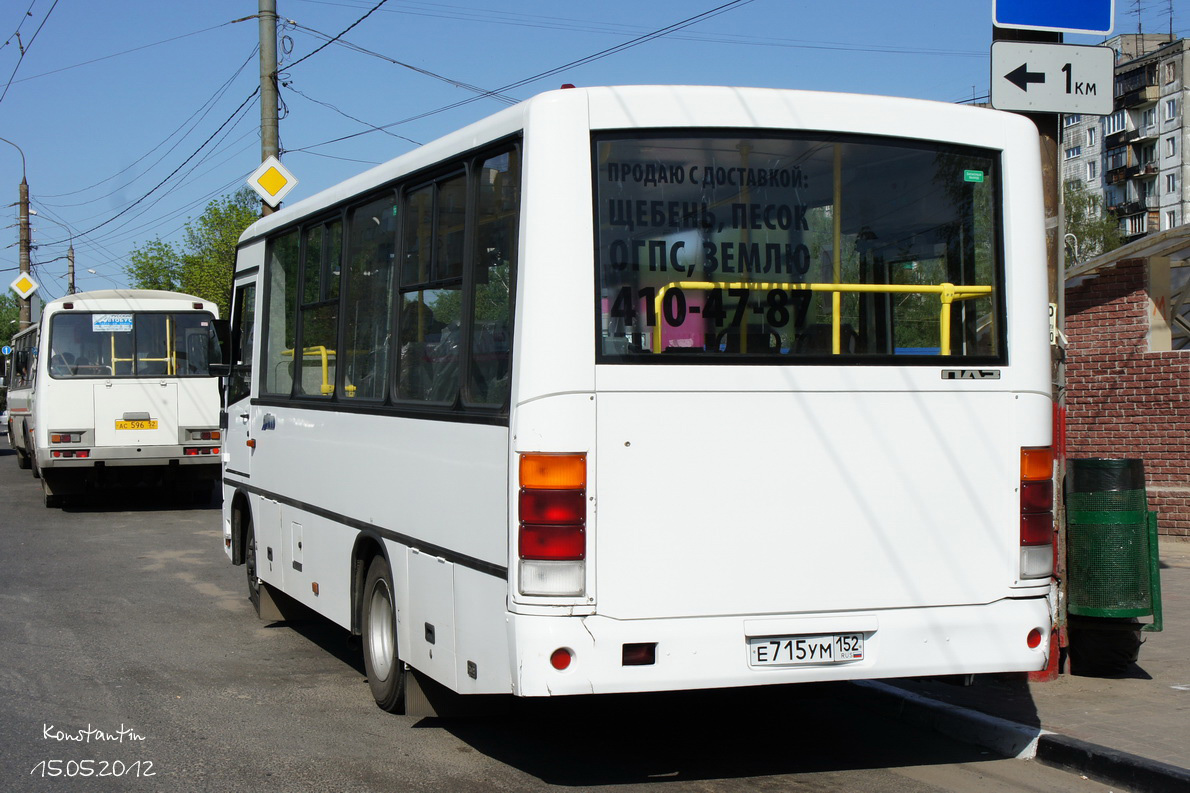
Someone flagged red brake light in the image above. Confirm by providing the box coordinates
[519,524,585,560]
[519,489,585,524]
[1021,480,1053,513]
[1020,513,1053,545]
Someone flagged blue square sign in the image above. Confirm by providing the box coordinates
[994,0,1114,35]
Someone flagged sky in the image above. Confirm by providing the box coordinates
[1,0,1185,303]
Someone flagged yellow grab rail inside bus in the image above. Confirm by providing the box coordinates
[280,346,356,396]
[650,280,993,356]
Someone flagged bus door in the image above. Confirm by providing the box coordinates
[223,279,257,481]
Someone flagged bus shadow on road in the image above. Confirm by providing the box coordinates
[435,682,1011,785]
[57,486,221,513]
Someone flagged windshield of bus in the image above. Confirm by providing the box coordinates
[595,132,1005,363]
[48,311,221,378]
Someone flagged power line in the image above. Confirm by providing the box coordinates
[284,22,518,103]
[284,0,390,71]
[283,84,422,146]
[0,0,60,104]
[38,46,259,203]
[288,0,983,58]
[288,0,758,154]
[56,88,260,244]
[8,21,241,87]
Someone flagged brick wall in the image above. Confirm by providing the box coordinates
[1065,259,1190,536]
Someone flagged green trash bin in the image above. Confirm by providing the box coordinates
[1065,458,1162,625]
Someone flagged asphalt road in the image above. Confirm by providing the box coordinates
[0,426,1116,793]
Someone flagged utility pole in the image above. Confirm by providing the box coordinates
[66,242,75,294]
[259,0,279,217]
[1,136,32,329]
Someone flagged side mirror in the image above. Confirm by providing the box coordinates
[210,318,230,365]
[208,363,232,377]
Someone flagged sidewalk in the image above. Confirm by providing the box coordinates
[865,535,1190,793]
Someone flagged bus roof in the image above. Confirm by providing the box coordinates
[42,289,212,311]
[236,84,1033,247]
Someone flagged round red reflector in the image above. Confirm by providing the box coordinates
[1027,628,1043,649]
[550,648,572,670]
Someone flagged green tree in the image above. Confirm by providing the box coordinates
[1,291,20,411]
[126,188,259,316]
[1,291,18,346]
[1064,180,1123,268]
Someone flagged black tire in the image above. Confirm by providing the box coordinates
[362,555,406,713]
[14,422,30,470]
[241,509,261,612]
[1068,616,1143,677]
[27,427,40,479]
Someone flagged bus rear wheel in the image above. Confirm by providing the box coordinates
[13,423,30,470]
[26,428,40,479]
[362,555,406,713]
[241,510,261,612]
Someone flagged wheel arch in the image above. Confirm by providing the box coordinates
[229,488,253,566]
[351,531,389,637]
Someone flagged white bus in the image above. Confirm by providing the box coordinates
[4,322,39,468]
[222,86,1055,714]
[5,289,224,507]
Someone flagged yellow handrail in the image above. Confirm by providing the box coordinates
[280,346,357,396]
[650,280,993,356]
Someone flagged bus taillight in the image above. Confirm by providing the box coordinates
[1020,447,1054,579]
[518,453,586,596]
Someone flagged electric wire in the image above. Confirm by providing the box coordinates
[0,0,60,104]
[287,0,757,154]
[38,46,260,203]
[49,88,260,244]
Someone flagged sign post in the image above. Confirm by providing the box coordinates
[991,0,1119,682]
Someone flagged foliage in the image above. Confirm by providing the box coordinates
[0,292,18,410]
[1,291,18,348]
[1064,180,1123,267]
[125,188,259,316]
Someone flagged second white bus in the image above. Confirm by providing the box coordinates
[221,86,1055,713]
[6,289,225,507]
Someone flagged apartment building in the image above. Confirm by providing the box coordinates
[1062,34,1189,240]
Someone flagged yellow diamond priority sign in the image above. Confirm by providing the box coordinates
[10,272,38,300]
[247,156,298,208]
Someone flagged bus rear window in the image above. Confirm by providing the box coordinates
[48,312,220,378]
[594,133,1005,363]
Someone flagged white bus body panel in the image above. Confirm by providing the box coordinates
[226,86,1054,699]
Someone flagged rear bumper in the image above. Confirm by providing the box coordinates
[40,445,220,469]
[508,595,1053,697]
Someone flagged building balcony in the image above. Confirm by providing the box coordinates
[1118,85,1161,108]
[1109,198,1150,216]
[1126,126,1159,143]
[1125,163,1159,179]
